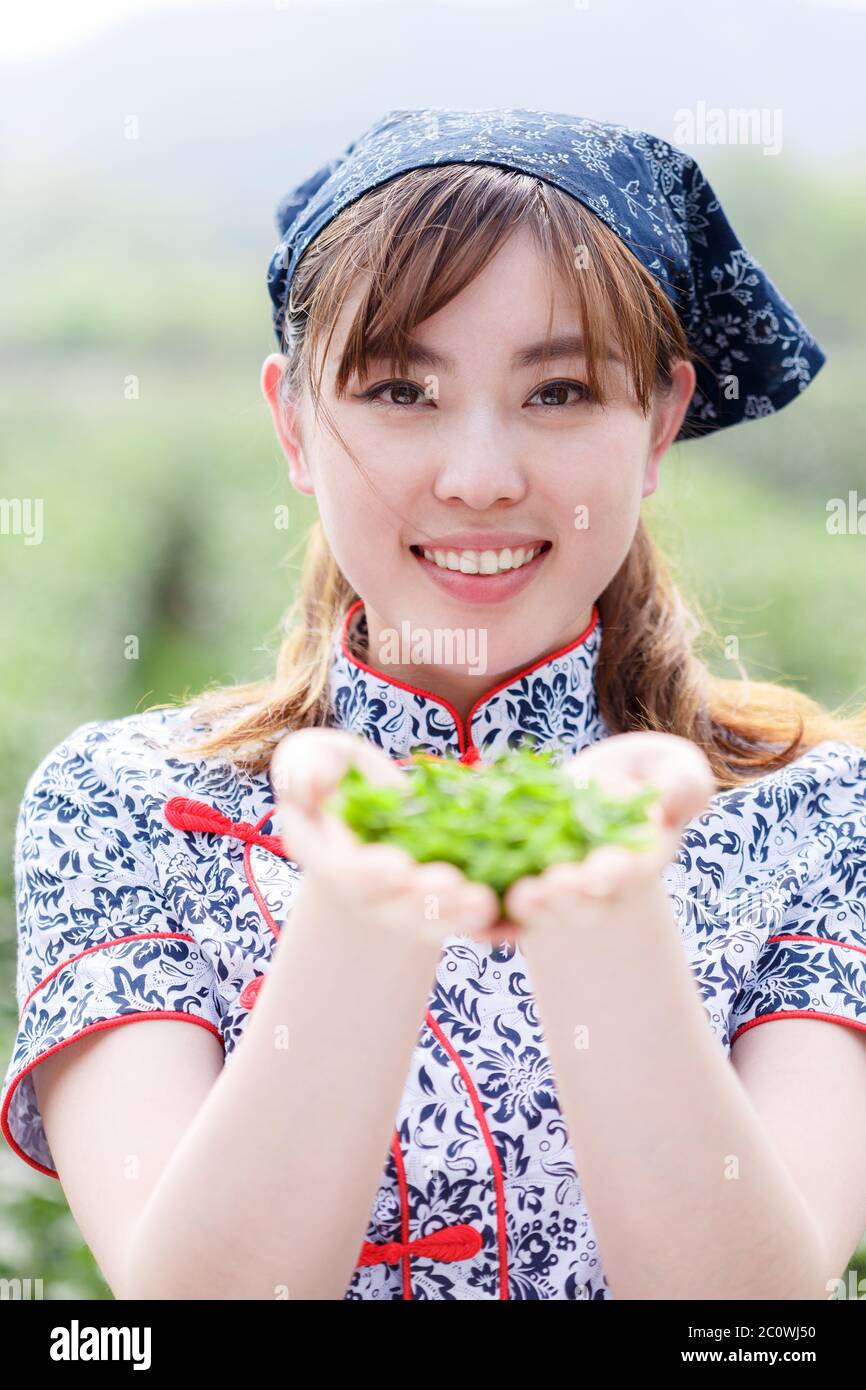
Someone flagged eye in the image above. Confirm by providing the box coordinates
[527,379,597,409]
[354,380,433,409]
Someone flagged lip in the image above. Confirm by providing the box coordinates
[410,531,550,551]
[410,540,552,605]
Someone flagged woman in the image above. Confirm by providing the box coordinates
[3,107,866,1301]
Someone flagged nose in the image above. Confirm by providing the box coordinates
[431,407,529,507]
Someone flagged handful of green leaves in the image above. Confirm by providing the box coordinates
[323,741,662,915]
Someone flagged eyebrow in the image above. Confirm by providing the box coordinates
[368,333,623,373]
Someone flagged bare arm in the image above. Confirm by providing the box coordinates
[32,730,502,1301]
[517,877,837,1299]
[126,873,457,1299]
[505,731,866,1299]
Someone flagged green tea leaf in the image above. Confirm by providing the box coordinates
[322,744,662,918]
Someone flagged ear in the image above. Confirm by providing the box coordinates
[261,353,316,496]
[641,359,697,497]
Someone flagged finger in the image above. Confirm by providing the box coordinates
[271,728,404,816]
[353,841,417,904]
[459,880,502,935]
[504,874,548,923]
[502,865,589,927]
[644,797,689,858]
[347,737,410,789]
[573,843,656,898]
[414,868,501,938]
[624,734,716,818]
[275,800,360,873]
[270,730,351,814]
[570,733,714,828]
[567,763,645,800]
[654,755,716,828]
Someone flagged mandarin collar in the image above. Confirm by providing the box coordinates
[326,599,612,765]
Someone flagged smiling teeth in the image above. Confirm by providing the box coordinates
[420,545,546,574]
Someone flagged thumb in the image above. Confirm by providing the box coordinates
[270,727,405,817]
[273,798,358,874]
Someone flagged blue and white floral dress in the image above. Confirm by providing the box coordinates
[3,600,866,1299]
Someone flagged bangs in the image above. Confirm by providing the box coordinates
[283,162,693,419]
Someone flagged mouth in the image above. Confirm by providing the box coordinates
[408,540,553,605]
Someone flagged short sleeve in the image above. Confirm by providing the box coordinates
[730,740,866,1046]
[1,721,225,1178]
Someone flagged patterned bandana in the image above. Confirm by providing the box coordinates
[327,598,613,765]
[266,106,826,441]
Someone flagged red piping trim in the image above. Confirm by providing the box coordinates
[172,793,504,1290]
[425,1010,510,1299]
[1,1010,224,1180]
[765,933,866,958]
[390,1131,413,1299]
[339,597,600,759]
[729,936,866,1046]
[19,931,200,1018]
[242,807,285,942]
[731,1010,866,1045]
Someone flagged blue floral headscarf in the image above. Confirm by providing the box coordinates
[266,107,826,441]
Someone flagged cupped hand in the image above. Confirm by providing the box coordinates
[503,730,716,930]
[269,728,502,947]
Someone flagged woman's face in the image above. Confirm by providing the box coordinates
[262,225,695,710]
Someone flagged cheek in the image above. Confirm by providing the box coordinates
[312,418,430,534]
[592,464,646,516]
[308,448,413,588]
[551,460,645,541]
[552,454,646,578]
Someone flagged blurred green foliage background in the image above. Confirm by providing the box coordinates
[1,153,865,1299]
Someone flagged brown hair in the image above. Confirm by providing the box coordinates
[161,162,866,791]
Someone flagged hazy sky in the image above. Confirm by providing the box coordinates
[3,0,862,254]
[2,0,864,61]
